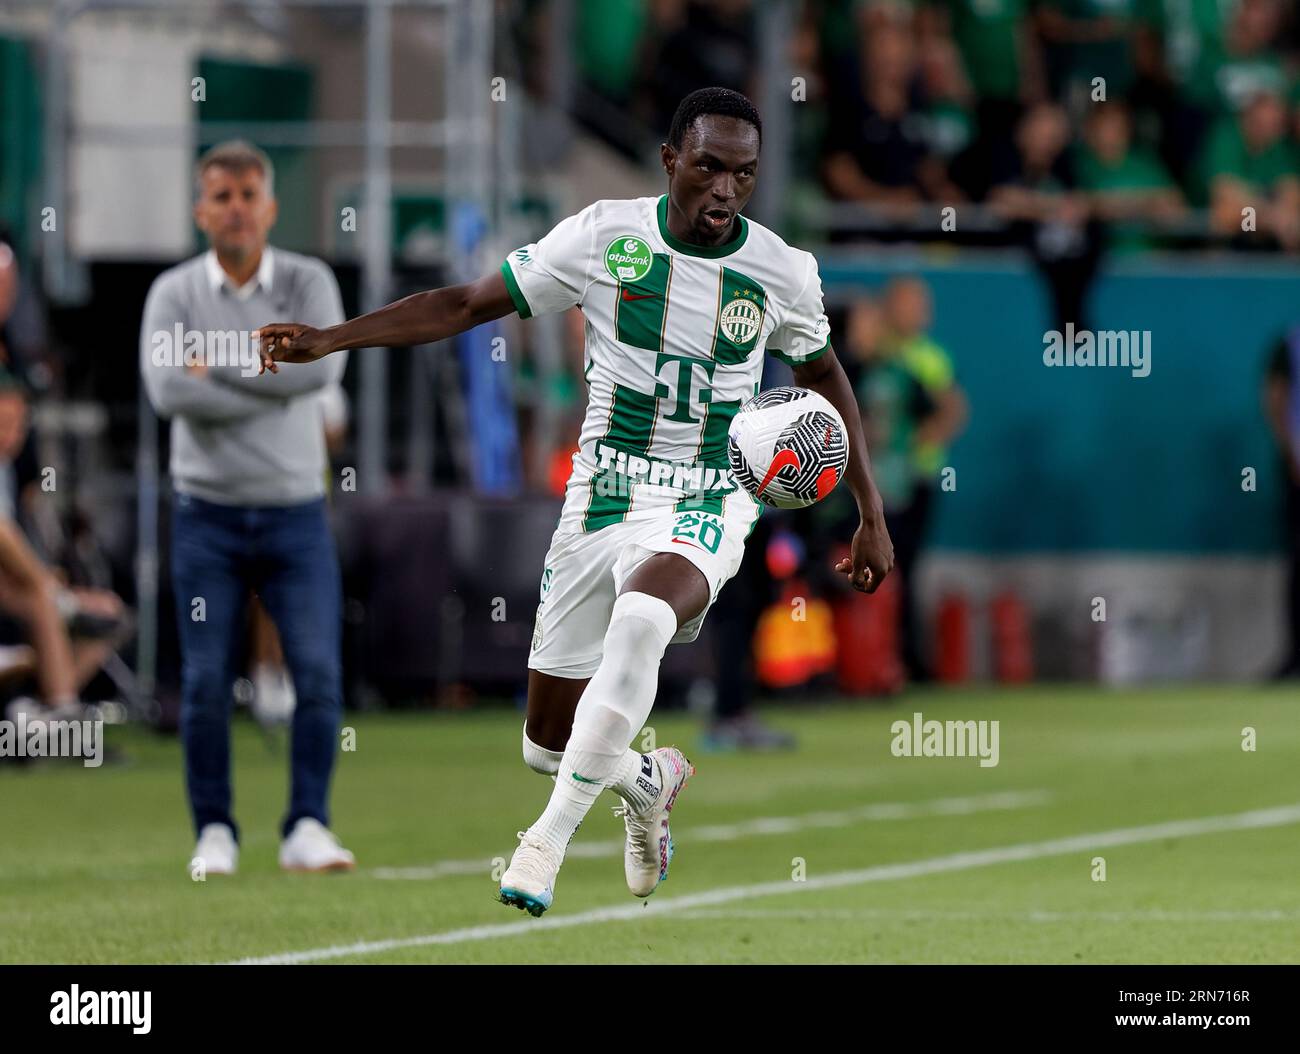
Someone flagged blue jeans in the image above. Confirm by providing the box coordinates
[171,492,342,840]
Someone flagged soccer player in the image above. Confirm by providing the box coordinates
[254,88,894,914]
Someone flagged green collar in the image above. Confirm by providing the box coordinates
[656,195,748,258]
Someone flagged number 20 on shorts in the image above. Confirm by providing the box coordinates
[671,512,723,553]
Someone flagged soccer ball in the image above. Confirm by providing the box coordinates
[727,386,849,509]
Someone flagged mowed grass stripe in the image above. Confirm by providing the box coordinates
[369,789,1052,879]
[230,802,1300,964]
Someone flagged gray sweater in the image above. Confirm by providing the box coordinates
[139,248,348,506]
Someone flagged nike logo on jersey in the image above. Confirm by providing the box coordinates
[756,448,800,497]
[621,289,660,302]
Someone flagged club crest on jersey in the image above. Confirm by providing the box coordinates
[719,297,762,346]
[605,236,653,282]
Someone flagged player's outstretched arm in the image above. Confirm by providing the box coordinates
[254,270,515,373]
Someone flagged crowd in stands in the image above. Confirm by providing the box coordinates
[576,0,1300,250]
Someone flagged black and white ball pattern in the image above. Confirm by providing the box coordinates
[727,386,849,509]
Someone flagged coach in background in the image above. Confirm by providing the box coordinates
[140,141,353,874]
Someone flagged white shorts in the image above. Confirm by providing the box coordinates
[527,496,761,679]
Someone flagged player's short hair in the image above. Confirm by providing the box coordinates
[194,140,275,200]
[667,87,762,150]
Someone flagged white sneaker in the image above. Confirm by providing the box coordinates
[499,831,564,917]
[190,823,238,876]
[279,818,355,873]
[614,746,694,898]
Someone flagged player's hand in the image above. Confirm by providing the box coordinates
[252,323,335,373]
[834,512,894,594]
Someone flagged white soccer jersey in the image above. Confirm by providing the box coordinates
[502,194,831,534]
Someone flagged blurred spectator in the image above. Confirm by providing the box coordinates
[844,297,914,504]
[931,0,1044,189]
[642,0,757,135]
[568,0,1300,255]
[1135,0,1291,187]
[0,232,53,393]
[1216,0,1291,115]
[1290,77,1300,145]
[916,32,976,198]
[989,101,1076,214]
[990,102,1101,328]
[0,241,15,352]
[1135,0,1224,179]
[938,0,1041,106]
[824,22,937,207]
[0,375,28,517]
[1263,323,1300,678]
[1201,90,1300,249]
[1037,0,1139,111]
[875,279,966,680]
[1078,101,1184,252]
[576,0,650,108]
[0,371,127,713]
[831,284,967,683]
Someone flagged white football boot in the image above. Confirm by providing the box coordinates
[279,818,356,872]
[499,831,565,917]
[613,746,694,898]
[190,823,238,876]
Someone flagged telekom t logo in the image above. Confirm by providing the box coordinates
[653,352,716,423]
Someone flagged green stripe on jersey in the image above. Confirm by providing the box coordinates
[770,338,831,368]
[697,395,742,467]
[712,267,767,365]
[499,260,532,319]
[614,253,672,351]
[674,492,726,516]
[583,383,658,531]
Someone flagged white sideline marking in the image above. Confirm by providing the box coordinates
[231,802,1300,965]
[369,789,1052,880]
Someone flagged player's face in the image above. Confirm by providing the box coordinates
[193,165,278,261]
[662,116,759,245]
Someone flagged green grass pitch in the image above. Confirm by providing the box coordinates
[2,686,1297,964]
